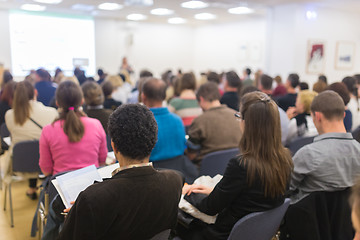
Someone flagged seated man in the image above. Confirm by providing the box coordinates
[220,71,241,111]
[58,104,183,239]
[290,90,360,204]
[187,82,241,166]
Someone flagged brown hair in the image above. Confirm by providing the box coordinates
[1,81,17,106]
[239,91,293,198]
[82,81,105,106]
[310,90,345,121]
[180,72,196,92]
[13,81,35,126]
[196,82,221,102]
[327,82,351,106]
[55,81,86,142]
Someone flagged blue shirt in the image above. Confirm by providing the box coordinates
[150,107,186,161]
[35,81,57,106]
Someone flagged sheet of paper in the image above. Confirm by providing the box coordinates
[97,163,120,179]
[3,137,11,146]
[56,165,102,208]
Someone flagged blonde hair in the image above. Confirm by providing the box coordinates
[106,75,123,88]
[298,90,318,114]
[13,81,34,126]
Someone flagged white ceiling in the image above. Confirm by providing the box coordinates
[0,0,360,25]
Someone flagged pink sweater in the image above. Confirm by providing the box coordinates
[39,117,107,175]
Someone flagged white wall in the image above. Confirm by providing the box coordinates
[0,10,11,70]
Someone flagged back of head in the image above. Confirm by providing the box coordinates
[3,70,13,84]
[196,82,221,102]
[298,90,318,114]
[180,72,196,92]
[97,69,104,77]
[342,76,357,96]
[318,75,327,84]
[240,86,260,97]
[299,82,309,90]
[311,90,345,121]
[13,81,34,125]
[108,104,158,161]
[226,71,241,88]
[101,81,114,98]
[328,82,350,106]
[313,81,327,93]
[288,73,300,88]
[245,68,251,76]
[36,68,51,82]
[56,81,86,142]
[207,71,220,84]
[82,81,105,106]
[260,74,273,90]
[239,91,292,198]
[140,70,153,78]
[106,75,123,88]
[274,75,282,84]
[142,78,166,102]
[1,81,17,106]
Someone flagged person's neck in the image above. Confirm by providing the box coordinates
[180,89,196,98]
[318,121,347,135]
[287,88,296,94]
[203,100,221,111]
[262,89,272,95]
[116,151,150,168]
[225,86,237,92]
[146,101,163,108]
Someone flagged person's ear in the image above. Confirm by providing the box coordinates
[141,92,146,103]
[55,100,59,107]
[111,140,118,153]
[314,111,322,122]
[34,89,38,99]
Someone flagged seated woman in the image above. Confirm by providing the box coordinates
[39,81,107,177]
[180,92,293,240]
[168,72,202,127]
[286,90,318,143]
[5,80,58,199]
[101,81,122,111]
[82,81,113,134]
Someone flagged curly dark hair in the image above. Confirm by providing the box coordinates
[108,104,158,160]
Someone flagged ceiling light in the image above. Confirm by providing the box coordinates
[98,3,123,10]
[181,1,209,9]
[33,0,62,4]
[168,17,187,24]
[72,4,95,11]
[150,8,174,16]
[306,10,317,20]
[126,13,147,21]
[20,4,46,11]
[124,0,153,6]
[228,6,254,15]
[194,13,216,20]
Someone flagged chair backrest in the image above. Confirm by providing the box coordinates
[149,229,171,240]
[199,148,239,177]
[12,140,41,173]
[0,122,10,150]
[228,199,290,240]
[288,136,315,156]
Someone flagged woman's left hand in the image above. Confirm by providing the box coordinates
[182,184,213,196]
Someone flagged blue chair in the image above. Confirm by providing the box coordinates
[199,148,239,177]
[288,136,315,156]
[228,199,290,240]
[3,140,40,227]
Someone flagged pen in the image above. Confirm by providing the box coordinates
[60,212,68,216]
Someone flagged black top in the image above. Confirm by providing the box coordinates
[58,167,183,240]
[277,93,297,112]
[103,98,122,111]
[84,108,113,134]
[220,92,239,111]
[0,101,10,126]
[194,157,286,240]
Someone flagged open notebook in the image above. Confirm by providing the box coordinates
[51,163,119,208]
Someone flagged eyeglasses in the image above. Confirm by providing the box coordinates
[234,112,242,120]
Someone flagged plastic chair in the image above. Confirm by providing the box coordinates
[3,140,40,227]
[228,199,290,240]
[288,136,315,156]
[199,148,239,177]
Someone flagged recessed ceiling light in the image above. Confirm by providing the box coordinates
[126,13,147,21]
[124,0,153,6]
[33,0,62,4]
[194,13,216,20]
[168,17,187,24]
[150,8,174,16]
[20,4,46,11]
[72,4,95,11]
[181,1,209,9]
[228,6,254,14]
[98,3,123,10]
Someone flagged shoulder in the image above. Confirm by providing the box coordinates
[169,98,181,107]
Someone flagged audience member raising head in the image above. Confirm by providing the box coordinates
[58,104,183,240]
[181,91,293,239]
[187,82,241,165]
[82,81,113,134]
[5,80,58,199]
[220,71,241,111]
[328,82,352,132]
[342,76,360,130]
[169,72,202,127]
[39,80,107,176]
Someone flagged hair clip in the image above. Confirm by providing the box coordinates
[259,96,271,103]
